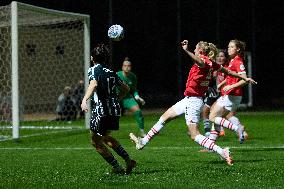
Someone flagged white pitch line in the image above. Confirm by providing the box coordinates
[0,129,85,142]
[0,145,283,150]
[0,126,83,129]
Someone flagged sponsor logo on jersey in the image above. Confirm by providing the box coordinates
[240,64,245,71]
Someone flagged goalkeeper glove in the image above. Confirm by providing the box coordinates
[135,96,145,106]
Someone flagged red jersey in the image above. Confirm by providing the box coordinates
[217,63,228,96]
[184,55,221,97]
[224,55,246,96]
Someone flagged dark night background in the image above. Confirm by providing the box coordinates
[1,0,283,109]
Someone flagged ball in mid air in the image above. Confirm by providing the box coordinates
[107,24,124,41]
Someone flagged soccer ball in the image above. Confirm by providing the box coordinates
[107,24,124,41]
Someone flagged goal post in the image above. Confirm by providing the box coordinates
[11,1,20,139]
[0,1,90,140]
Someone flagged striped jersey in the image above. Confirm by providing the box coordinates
[88,64,124,116]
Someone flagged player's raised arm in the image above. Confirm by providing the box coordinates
[181,40,205,67]
[220,66,257,85]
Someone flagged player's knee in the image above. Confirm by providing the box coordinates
[187,124,198,140]
[92,141,107,153]
[91,142,101,151]
[91,135,103,148]
[209,113,216,122]
[105,141,113,148]
[95,146,105,153]
[129,105,140,112]
[104,139,119,148]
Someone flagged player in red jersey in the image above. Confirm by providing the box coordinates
[209,39,253,144]
[130,40,256,165]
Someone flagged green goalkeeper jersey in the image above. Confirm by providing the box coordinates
[117,71,139,99]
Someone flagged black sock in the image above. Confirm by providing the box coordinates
[113,145,130,161]
[205,128,211,133]
[102,154,120,168]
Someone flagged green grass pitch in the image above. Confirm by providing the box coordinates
[1,111,283,188]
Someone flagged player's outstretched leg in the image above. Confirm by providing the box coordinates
[213,117,246,144]
[228,116,248,141]
[194,134,233,165]
[130,117,165,150]
[129,133,145,150]
[220,147,234,166]
[199,129,219,153]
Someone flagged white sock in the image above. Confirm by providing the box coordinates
[141,117,164,144]
[194,134,223,155]
[228,116,241,127]
[214,117,238,132]
[208,130,219,142]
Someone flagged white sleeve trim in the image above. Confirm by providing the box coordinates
[238,71,246,74]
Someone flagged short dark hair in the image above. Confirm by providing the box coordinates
[91,43,109,63]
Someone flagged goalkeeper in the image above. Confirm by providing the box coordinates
[117,57,146,137]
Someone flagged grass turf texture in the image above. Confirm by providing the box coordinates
[0,111,283,188]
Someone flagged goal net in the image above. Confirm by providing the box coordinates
[0,1,90,140]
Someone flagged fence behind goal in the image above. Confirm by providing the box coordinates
[0,1,90,140]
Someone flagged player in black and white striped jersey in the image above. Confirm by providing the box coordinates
[81,44,136,174]
[202,50,228,138]
[203,85,220,136]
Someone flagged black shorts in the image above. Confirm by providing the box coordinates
[90,115,120,136]
[204,87,220,107]
[204,96,219,107]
